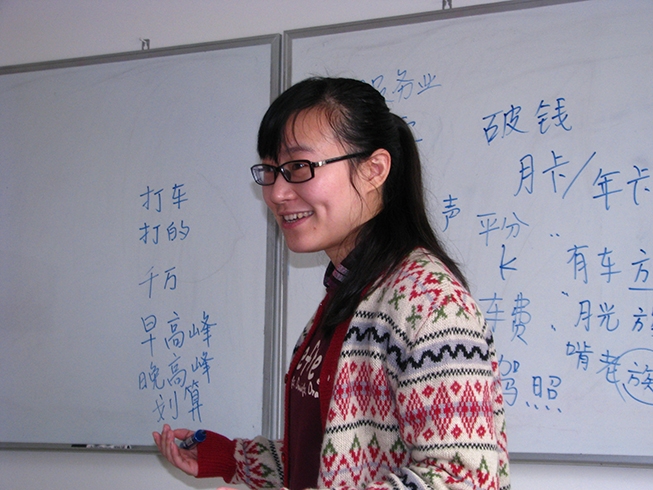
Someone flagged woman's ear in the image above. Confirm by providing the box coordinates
[360,149,391,191]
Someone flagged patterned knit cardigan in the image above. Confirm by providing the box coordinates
[229,249,510,490]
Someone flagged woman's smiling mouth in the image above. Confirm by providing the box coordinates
[283,211,314,223]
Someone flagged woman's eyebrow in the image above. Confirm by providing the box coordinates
[280,144,314,158]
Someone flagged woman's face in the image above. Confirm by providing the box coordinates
[261,109,380,265]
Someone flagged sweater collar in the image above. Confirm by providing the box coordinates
[323,243,363,293]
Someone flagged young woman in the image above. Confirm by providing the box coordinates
[154,77,510,490]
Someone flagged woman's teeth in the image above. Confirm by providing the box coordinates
[283,211,313,223]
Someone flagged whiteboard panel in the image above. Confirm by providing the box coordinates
[287,0,653,460]
[0,38,278,447]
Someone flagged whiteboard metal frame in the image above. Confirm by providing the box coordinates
[283,0,587,87]
[283,0,653,468]
[0,34,280,75]
[0,33,284,451]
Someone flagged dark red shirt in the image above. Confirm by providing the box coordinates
[286,251,358,489]
[287,316,330,490]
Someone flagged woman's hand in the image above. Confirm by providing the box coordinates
[152,424,199,476]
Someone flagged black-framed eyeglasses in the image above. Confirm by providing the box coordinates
[250,152,367,186]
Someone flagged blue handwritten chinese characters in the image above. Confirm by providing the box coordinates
[435,94,653,412]
[136,183,217,424]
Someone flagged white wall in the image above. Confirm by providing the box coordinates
[0,0,488,66]
[1,1,652,488]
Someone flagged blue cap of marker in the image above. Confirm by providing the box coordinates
[179,429,206,450]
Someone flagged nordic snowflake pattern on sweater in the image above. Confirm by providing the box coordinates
[230,249,510,490]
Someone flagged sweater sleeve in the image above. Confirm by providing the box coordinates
[196,431,237,480]
[380,255,510,489]
[197,431,285,489]
[380,255,511,489]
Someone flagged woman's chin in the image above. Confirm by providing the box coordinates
[285,243,321,255]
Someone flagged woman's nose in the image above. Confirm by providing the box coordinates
[264,174,295,205]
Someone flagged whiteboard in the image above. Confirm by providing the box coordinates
[286,0,653,462]
[0,37,280,447]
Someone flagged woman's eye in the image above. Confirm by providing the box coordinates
[289,161,308,171]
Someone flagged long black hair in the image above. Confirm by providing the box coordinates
[257,77,467,335]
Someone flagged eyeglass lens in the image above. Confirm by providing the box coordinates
[252,160,313,185]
